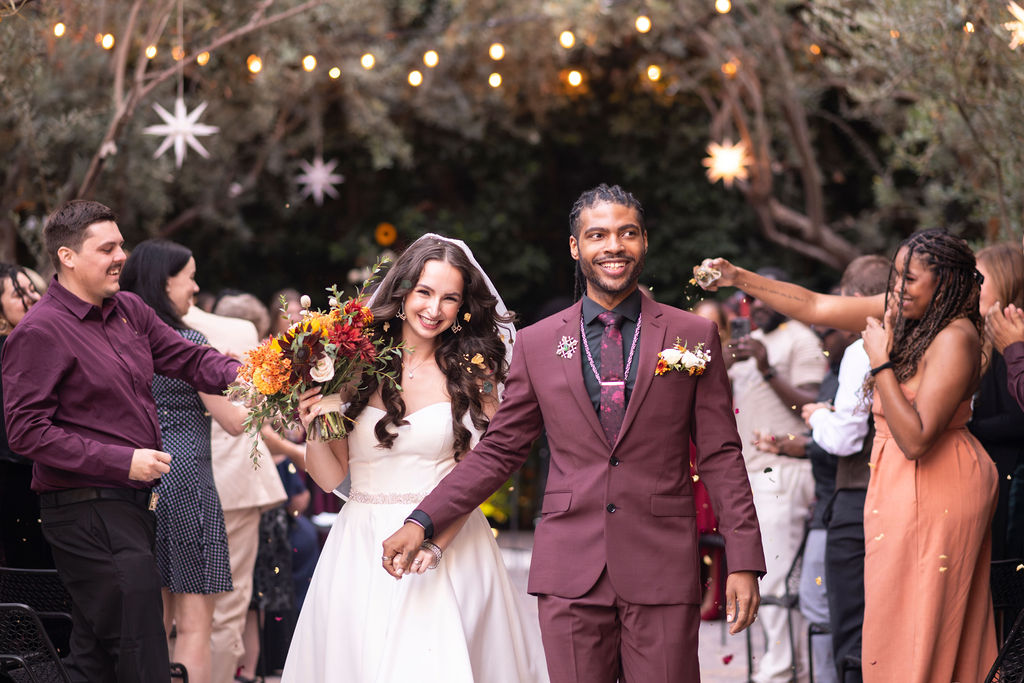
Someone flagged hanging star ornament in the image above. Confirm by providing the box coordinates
[143,97,219,168]
[296,157,345,206]
[702,138,751,188]
[1005,1,1024,49]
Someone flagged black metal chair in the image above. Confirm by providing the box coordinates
[992,559,1024,644]
[169,662,189,682]
[0,570,71,658]
[807,620,830,683]
[0,603,71,683]
[986,607,1024,683]
[747,529,808,683]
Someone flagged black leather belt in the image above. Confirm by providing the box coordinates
[39,487,155,510]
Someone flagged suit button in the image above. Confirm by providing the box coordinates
[609,456,620,467]
[606,503,616,513]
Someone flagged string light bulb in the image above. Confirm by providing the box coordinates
[247,54,262,74]
[721,60,738,77]
[963,21,975,33]
[101,33,115,50]
[646,64,661,81]
[172,45,185,61]
[423,50,439,67]
[145,45,158,59]
[488,72,502,87]
[408,70,423,86]
[716,0,731,13]
[559,31,575,48]
[635,15,652,33]
[489,43,505,60]
[567,70,583,87]
[809,44,822,55]
[890,29,901,38]
[329,66,341,79]
[196,51,210,66]
[53,22,66,38]
[360,53,375,69]
[302,55,317,71]
[703,139,752,188]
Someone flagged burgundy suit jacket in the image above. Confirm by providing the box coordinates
[418,296,765,604]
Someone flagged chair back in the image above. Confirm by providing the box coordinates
[0,569,72,656]
[986,608,1024,683]
[992,559,1024,643]
[0,602,72,683]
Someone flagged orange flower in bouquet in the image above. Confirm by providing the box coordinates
[230,282,402,465]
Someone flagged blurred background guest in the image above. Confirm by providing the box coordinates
[121,240,248,683]
[0,262,48,569]
[185,294,289,683]
[969,243,1024,561]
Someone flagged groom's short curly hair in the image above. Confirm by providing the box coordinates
[568,184,645,239]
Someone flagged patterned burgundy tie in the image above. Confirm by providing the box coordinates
[597,311,626,446]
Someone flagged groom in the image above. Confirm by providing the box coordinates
[383,184,764,682]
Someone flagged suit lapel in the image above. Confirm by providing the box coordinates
[616,296,667,448]
[556,301,607,445]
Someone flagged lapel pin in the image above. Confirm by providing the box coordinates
[556,336,578,359]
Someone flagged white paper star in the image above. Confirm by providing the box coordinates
[143,97,219,168]
[1005,1,1024,49]
[296,157,345,206]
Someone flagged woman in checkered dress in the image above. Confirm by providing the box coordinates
[121,240,246,683]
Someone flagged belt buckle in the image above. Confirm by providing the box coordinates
[147,492,159,511]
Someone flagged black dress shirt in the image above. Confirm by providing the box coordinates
[581,290,642,412]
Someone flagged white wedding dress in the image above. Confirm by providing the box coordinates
[281,403,549,682]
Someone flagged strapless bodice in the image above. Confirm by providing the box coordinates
[346,402,478,501]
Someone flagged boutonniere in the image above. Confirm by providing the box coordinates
[655,339,711,376]
[555,335,578,359]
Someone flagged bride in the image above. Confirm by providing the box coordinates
[281,234,549,682]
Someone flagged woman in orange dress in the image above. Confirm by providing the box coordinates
[698,229,998,683]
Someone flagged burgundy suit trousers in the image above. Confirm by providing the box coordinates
[537,568,701,683]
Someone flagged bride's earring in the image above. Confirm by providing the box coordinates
[397,303,407,321]
[450,311,462,334]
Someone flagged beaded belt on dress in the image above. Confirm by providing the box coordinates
[348,489,427,504]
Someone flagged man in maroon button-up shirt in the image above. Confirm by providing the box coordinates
[2,200,239,683]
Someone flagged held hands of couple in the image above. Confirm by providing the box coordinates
[381,522,427,579]
[724,570,760,635]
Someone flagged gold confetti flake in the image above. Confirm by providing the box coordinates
[1016,564,1023,571]
[703,554,712,566]
[692,474,700,483]
[787,434,795,440]
[939,554,948,559]
[939,566,948,573]
[874,533,885,541]
[815,576,822,586]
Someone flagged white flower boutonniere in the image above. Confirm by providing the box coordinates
[656,339,711,376]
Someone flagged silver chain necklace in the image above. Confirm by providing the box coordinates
[581,312,642,385]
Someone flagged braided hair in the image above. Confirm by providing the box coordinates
[347,238,514,457]
[883,229,982,384]
[568,184,645,301]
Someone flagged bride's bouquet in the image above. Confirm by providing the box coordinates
[229,283,402,465]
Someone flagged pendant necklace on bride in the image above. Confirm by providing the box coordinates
[404,352,431,379]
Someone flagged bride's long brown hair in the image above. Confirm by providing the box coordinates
[346,238,514,457]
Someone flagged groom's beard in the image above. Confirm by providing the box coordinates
[580,249,646,301]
